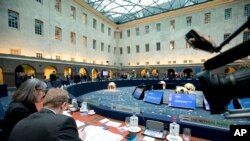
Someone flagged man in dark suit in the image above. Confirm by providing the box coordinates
[49,71,57,82]
[8,88,85,141]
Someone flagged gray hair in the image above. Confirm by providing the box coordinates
[12,78,47,104]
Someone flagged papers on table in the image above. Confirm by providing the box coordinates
[63,111,72,117]
[99,118,109,123]
[105,121,122,128]
[143,136,155,141]
[75,120,85,128]
[84,125,123,141]
[99,118,122,128]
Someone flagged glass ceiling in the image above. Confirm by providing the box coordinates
[84,0,212,24]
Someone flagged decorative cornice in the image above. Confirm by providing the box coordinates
[0,54,118,69]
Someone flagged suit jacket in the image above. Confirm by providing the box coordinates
[8,108,82,141]
[2,101,37,141]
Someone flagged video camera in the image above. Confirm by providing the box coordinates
[185,17,250,116]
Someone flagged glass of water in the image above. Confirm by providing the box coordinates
[182,128,191,141]
[125,117,130,128]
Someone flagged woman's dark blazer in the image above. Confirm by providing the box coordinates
[2,101,37,141]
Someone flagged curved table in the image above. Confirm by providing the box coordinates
[65,79,233,141]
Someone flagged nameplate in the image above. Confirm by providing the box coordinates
[111,104,140,114]
[168,93,196,109]
[87,99,100,106]
[180,115,230,129]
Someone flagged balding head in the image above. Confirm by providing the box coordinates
[43,88,69,109]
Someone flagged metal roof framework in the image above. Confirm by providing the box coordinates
[84,0,212,24]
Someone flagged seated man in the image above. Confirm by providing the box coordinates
[8,88,85,141]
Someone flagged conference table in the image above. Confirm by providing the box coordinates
[36,102,210,141]
[71,111,210,141]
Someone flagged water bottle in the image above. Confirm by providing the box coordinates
[80,99,88,112]
[169,117,180,136]
[130,112,138,131]
[72,98,78,109]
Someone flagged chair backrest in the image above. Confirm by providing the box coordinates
[146,120,164,132]
[0,102,4,120]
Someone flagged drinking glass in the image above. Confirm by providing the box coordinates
[125,117,130,128]
[182,128,191,141]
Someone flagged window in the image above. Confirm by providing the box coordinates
[225,8,232,20]
[127,46,130,54]
[101,42,104,51]
[170,20,175,30]
[119,32,122,39]
[156,23,161,32]
[189,60,193,63]
[55,0,61,12]
[10,49,21,55]
[36,0,42,3]
[204,12,211,24]
[170,41,175,49]
[145,62,149,65]
[108,28,111,36]
[8,10,19,29]
[173,61,176,64]
[145,44,149,52]
[127,30,130,37]
[168,61,171,64]
[70,32,76,44]
[244,4,250,17]
[183,60,187,63]
[36,53,43,58]
[35,19,43,35]
[70,6,76,19]
[128,62,131,66]
[55,27,62,40]
[83,36,87,47]
[71,58,75,62]
[101,23,104,33]
[114,47,116,54]
[186,16,192,26]
[243,31,250,42]
[137,62,140,65]
[93,19,97,29]
[156,42,160,51]
[82,13,87,24]
[119,47,123,54]
[56,55,61,60]
[136,28,140,36]
[157,61,160,65]
[224,33,230,43]
[145,25,149,34]
[201,59,206,62]
[108,45,111,53]
[136,45,140,53]
[93,40,96,49]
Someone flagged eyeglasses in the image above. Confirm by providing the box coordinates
[36,88,48,94]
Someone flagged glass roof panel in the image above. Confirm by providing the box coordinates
[84,0,212,24]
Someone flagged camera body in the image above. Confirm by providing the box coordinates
[185,17,250,114]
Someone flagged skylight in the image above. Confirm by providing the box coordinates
[84,0,211,24]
